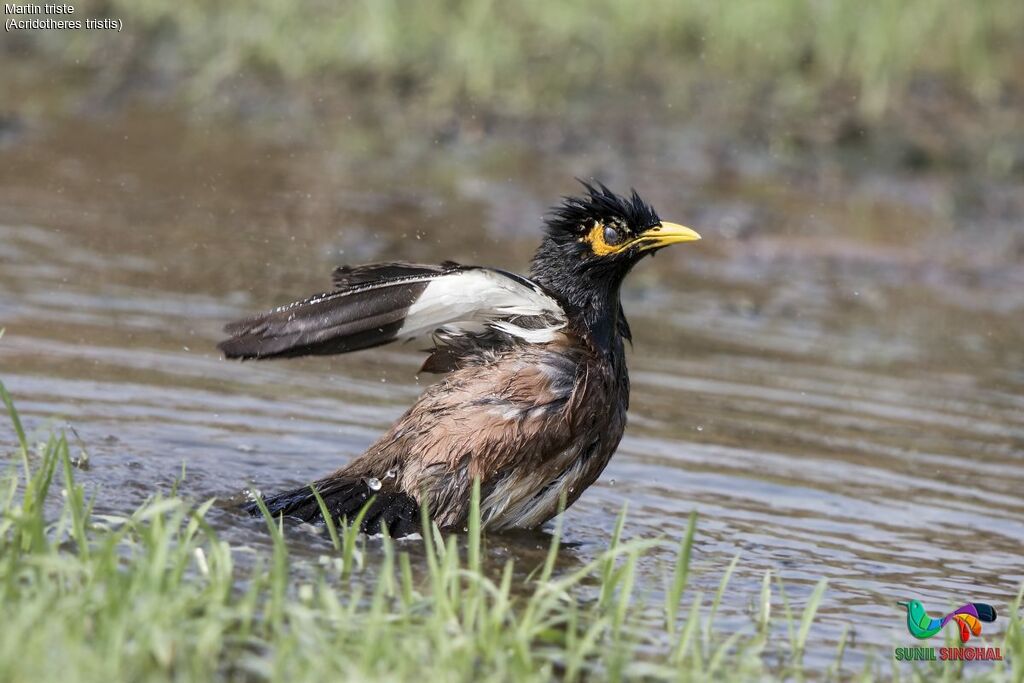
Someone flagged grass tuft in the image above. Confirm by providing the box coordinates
[1,379,1022,681]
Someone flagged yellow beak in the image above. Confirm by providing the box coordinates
[635,222,701,251]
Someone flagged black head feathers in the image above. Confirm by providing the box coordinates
[543,180,661,243]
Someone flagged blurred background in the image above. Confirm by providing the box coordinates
[2,0,1023,670]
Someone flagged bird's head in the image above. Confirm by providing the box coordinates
[531,180,700,296]
[897,600,926,621]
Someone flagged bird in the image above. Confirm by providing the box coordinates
[219,180,701,537]
[897,600,997,643]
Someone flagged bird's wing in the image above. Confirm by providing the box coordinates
[218,262,567,361]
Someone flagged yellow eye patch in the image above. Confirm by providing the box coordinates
[583,223,629,256]
[583,221,701,256]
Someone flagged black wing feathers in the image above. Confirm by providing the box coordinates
[331,261,460,288]
[218,281,430,359]
[219,260,566,362]
[219,262,466,360]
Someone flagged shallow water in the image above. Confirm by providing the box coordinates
[1,110,1022,670]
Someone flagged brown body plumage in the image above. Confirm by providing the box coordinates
[221,182,699,536]
[339,331,623,531]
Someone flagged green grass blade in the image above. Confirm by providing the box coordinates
[310,484,341,552]
[794,578,828,665]
[666,509,697,634]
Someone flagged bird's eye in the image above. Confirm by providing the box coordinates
[603,225,622,246]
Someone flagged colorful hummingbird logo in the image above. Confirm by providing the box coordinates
[897,600,997,643]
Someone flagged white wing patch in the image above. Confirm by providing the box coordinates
[401,269,566,342]
[489,320,564,343]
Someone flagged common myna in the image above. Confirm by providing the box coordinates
[219,181,700,536]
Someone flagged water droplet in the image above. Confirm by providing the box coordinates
[696,425,704,432]
[384,468,397,479]
[366,477,382,491]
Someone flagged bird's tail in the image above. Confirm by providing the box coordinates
[245,477,421,537]
[953,614,982,642]
[972,603,997,622]
[948,603,997,643]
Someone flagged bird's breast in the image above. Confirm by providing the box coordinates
[479,342,629,530]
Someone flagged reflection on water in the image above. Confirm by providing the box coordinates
[1,111,1022,670]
